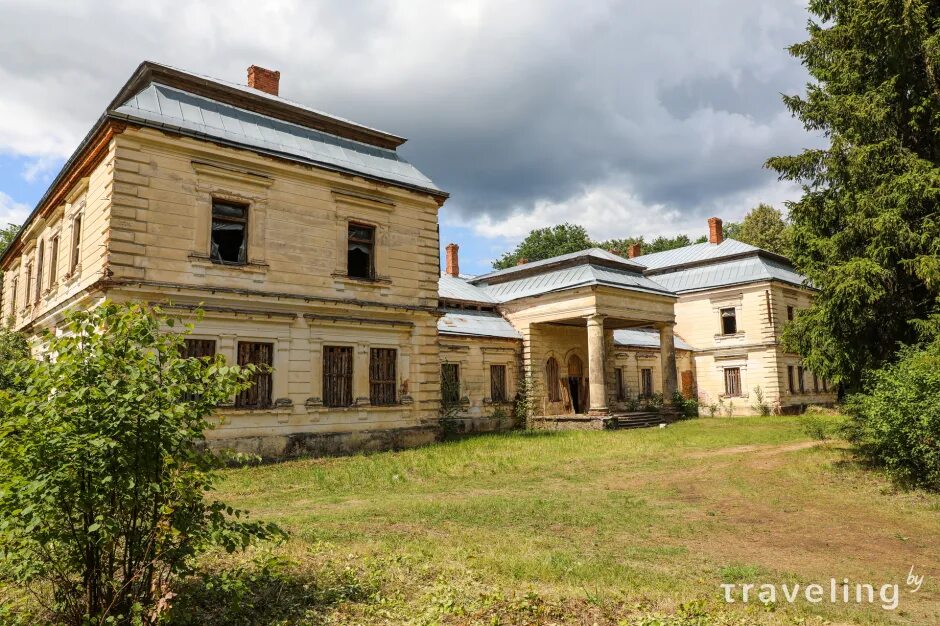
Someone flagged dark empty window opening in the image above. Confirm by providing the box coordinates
[720,308,737,335]
[797,366,805,393]
[347,223,375,279]
[788,365,795,393]
[787,305,794,321]
[615,368,626,401]
[211,200,248,265]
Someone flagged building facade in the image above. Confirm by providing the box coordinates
[1,62,834,458]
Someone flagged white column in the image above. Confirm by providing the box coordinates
[587,313,609,415]
[659,322,678,403]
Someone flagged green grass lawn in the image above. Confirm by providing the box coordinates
[187,415,940,625]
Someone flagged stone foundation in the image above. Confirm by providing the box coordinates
[528,414,616,430]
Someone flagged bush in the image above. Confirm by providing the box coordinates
[672,392,699,419]
[799,412,837,441]
[0,303,283,624]
[750,386,771,416]
[845,341,940,490]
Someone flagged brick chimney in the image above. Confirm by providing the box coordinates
[628,243,642,258]
[247,65,280,96]
[708,217,723,245]
[445,243,460,277]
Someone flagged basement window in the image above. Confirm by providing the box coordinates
[347,223,375,279]
[720,307,737,335]
[210,200,249,265]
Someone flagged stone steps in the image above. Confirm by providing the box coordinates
[612,412,671,429]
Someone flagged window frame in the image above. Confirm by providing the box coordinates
[48,235,59,286]
[323,345,354,408]
[441,362,460,407]
[490,364,507,403]
[545,357,561,402]
[9,276,17,317]
[719,307,737,335]
[640,367,653,398]
[615,367,626,401]
[724,367,742,397]
[797,366,805,393]
[69,214,82,275]
[786,305,794,321]
[210,199,250,266]
[235,341,273,409]
[787,365,795,394]
[369,347,398,406]
[34,241,44,303]
[346,221,376,280]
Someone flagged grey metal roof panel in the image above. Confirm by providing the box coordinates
[438,310,522,339]
[111,82,441,194]
[632,239,759,270]
[438,275,497,304]
[651,255,807,293]
[472,248,646,282]
[613,328,695,351]
[480,263,674,303]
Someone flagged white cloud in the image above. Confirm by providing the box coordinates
[0,191,30,226]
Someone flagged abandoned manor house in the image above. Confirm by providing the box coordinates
[0,62,836,457]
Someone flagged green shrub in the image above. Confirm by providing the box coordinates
[672,392,699,419]
[750,386,771,416]
[0,303,283,624]
[798,412,835,441]
[845,341,940,490]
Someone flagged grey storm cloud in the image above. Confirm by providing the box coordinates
[0,0,820,229]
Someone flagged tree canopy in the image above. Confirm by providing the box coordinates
[767,0,940,388]
[730,204,791,255]
[0,223,18,254]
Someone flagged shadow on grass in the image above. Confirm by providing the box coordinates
[165,556,375,626]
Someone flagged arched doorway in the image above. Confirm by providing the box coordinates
[567,354,585,414]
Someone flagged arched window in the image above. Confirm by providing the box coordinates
[545,357,561,402]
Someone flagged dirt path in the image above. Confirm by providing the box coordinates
[687,440,823,459]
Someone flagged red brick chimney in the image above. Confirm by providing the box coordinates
[247,65,280,96]
[628,243,642,258]
[445,243,460,277]
[708,217,723,245]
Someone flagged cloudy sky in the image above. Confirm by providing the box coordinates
[0,0,819,274]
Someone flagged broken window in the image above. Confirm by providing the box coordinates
[640,368,653,397]
[441,363,460,407]
[546,357,561,402]
[347,222,375,279]
[324,346,354,407]
[369,348,397,405]
[211,200,249,265]
[724,367,741,396]
[720,307,737,335]
[236,341,273,409]
[490,364,507,403]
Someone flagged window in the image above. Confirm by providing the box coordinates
[813,373,819,393]
[441,363,460,406]
[34,241,44,303]
[235,342,273,409]
[724,367,741,396]
[490,364,507,403]
[323,346,353,407]
[24,264,32,307]
[787,365,795,393]
[49,236,59,285]
[184,338,216,359]
[347,223,375,279]
[615,367,626,401]
[210,200,249,265]
[70,215,82,274]
[720,307,737,335]
[9,277,17,316]
[546,357,561,402]
[640,368,653,398]
[797,366,805,393]
[786,305,794,321]
[369,348,397,405]
[822,378,829,393]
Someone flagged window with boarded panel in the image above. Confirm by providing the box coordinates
[545,357,561,402]
[441,363,460,406]
[640,368,653,397]
[184,338,217,360]
[490,364,507,403]
[236,341,273,409]
[724,367,741,396]
[324,346,354,407]
[615,367,626,401]
[370,348,397,405]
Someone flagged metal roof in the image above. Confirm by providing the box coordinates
[472,248,646,282]
[613,328,695,351]
[478,263,673,303]
[632,239,759,270]
[111,82,442,195]
[438,275,497,304]
[650,255,807,293]
[438,310,522,339]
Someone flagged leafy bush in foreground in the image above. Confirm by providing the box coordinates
[0,303,283,624]
[845,341,940,490]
